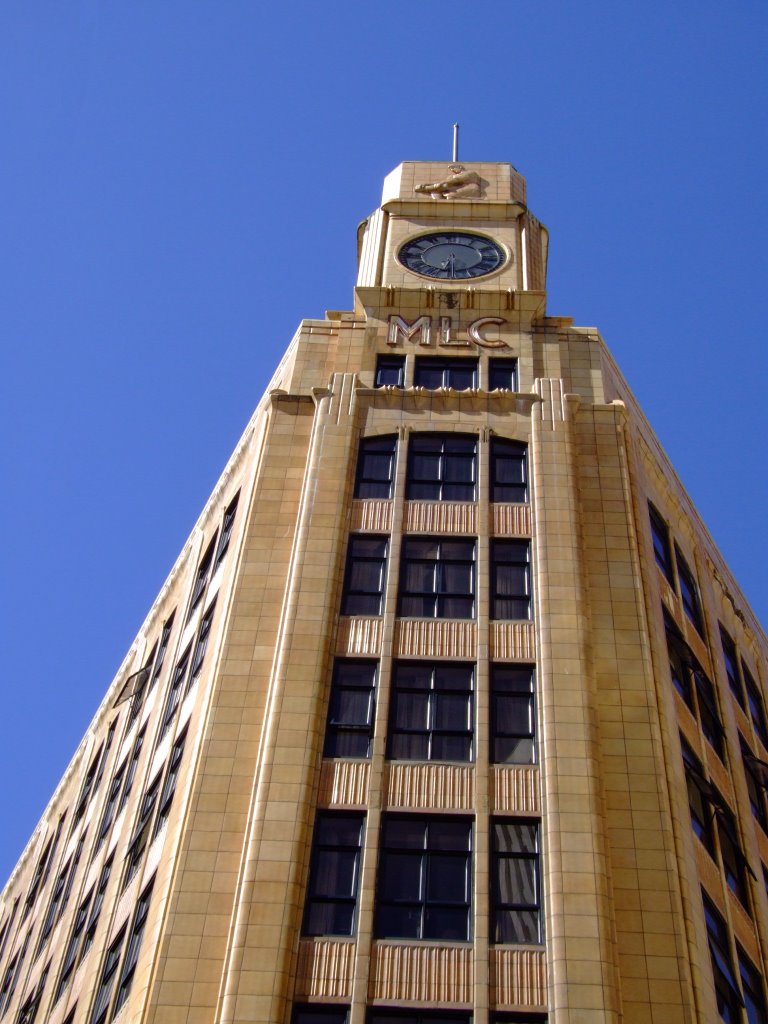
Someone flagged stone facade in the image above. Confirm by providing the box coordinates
[1,161,767,1024]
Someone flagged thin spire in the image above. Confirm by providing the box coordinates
[452,123,459,162]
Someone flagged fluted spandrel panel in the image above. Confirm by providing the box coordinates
[318,761,371,808]
[370,942,473,1004]
[490,947,548,1009]
[491,766,540,814]
[404,501,477,535]
[351,499,393,533]
[336,617,384,656]
[295,938,356,999]
[395,620,477,660]
[492,504,532,537]
[385,763,474,811]
[490,622,536,661]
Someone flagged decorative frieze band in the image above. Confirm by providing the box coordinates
[395,620,477,660]
[491,766,540,814]
[490,947,548,1008]
[350,499,394,533]
[404,501,477,534]
[295,939,356,999]
[490,622,536,661]
[370,942,473,1004]
[336,617,384,656]
[492,503,532,536]
[385,763,474,811]
[318,760,371,808]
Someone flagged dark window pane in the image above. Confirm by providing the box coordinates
[491,541,532,620]
[355,436,397,499]
[376,816,472,941]
[488,358,518,391]
[414,357,478,390]
[492,820,542,945]
[388,663,473,762]
[675,547,704,634]
[399,538,475,620]
[491,439,528,502]
[375,355,405,388]
[303,813,364,937]
[341,536,388,616]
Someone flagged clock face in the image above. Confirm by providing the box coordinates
[398,231,506,280]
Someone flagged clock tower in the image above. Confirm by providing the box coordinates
[1,157,767,1024]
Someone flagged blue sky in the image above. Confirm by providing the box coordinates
[1,0,766,883]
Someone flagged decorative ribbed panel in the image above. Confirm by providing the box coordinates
[386,763,474,810]
[490,622,536,661]
[295,939,355,999]
[318,760,370,807]
[404,501,476,534]
[350,499,393,533]
[491,766,540,813]
[395,620,477,659]
[490,947,548,1008]
[336,617,384,656]
[142,825,165,882]
[492,504,532,536]
[370,942,473,1004]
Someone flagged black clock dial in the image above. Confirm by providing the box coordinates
[398,232,506,280]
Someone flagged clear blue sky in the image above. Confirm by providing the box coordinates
[1,1,766,884]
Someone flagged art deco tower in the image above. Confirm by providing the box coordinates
[1,158,767,1024]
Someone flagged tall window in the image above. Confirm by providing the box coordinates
[375,817,472,941]
[74,747,104,825]
[719,626,745,707]
[491,820,542,944]
[492,666,536,764]
[158,648,191,740]
[187,600,216,692]
[488,357,518,391]
[303,814,364,937]
[399,537,476,619]
[491,540,532,620]
[355,436,397,499]
[388,662,474,762]
[124,777,161,888]
[80,855,113,961]
[149,614,175,691]
[675,547,704,635]
[214,491,240,567]
[648,504,674,584]
[89,927,125,1024]
[154,730,187,837]
[406,435,477,502]
[490,439,527,503]
[702,891,742,1022]
[743,664,768,749]
[717,806,750,908]
[681,738,716,856]
[23,817,64,920]
[324,661,377,758]
[341,536,389,616]
[414,357,477,391]
[375,354,405,388]
[667,623,725,759]
[55,888,92,1000]
[95,764,126,853]
[118,727,146,814]
[188,534,218,618]
[112,876,155,1015]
